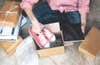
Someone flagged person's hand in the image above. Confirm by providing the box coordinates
[31,22,44,34]
[31,23,42,34]
[80,13,87,34]
[81,21,86,33]
[23,7,42,34]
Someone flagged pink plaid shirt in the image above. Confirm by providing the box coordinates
[20,0,90,14]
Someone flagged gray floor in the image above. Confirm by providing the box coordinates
[0,41,100,65]
[39,44,100,65]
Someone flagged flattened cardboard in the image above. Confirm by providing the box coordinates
[0,37,22,56]
[79,27,100,58]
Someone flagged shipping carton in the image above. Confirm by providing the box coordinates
[0,1,21,27]
[79,27,100,58]
[0,1,22,40]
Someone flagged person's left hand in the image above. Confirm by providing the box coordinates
[81,21,86,33]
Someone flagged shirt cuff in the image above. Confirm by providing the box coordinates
[79,7,89,14]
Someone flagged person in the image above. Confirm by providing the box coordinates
[20,0,90,48]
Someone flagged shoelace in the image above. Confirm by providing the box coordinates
[42,27,56,42]
[38,32,49,47]
[29,27,50,48]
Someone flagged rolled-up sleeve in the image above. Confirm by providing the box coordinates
[27,0,39,5]
[78,0,90,14]
[20,0,39,9]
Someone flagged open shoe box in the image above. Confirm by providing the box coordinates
[36,23,64,57]
[20,16,64,57]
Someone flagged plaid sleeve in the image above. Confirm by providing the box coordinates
[20,0,39,9]
[78,0,90,14]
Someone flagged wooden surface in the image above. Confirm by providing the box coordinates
[79,27,100,58]
[37,46,64,57]
[0,37,22,56]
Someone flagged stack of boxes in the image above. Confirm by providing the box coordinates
[0,1,23,56]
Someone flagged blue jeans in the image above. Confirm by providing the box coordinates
[22,2,81,25]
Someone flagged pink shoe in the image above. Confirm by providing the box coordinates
[42,27,56,42]
[29,27,50,48]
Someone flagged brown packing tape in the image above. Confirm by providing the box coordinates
[79,26,100,58]
[0,37,23,56]
[0,1,21,27]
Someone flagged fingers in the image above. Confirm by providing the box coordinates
[31,25,41,34]
[81,26,85,33]
[81,24,86,33]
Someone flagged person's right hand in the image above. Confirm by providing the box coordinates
[31,23,42,34]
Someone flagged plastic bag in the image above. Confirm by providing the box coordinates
[15,36,38,65]
[0,48,16,65]
[0,36,39,65]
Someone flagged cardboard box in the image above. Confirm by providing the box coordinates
[79,27,100,58]
[37,32,64,57]
[37,23,64,57]
[0,1,21,40]
[0,1,21,27]
[0,15,22,40]
[20,16,65,57]
[0,36,23,56]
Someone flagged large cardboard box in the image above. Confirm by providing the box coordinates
[79,27,100,58]
[0,36,22,56]
[0,1,21,27]
[0,1,21,40]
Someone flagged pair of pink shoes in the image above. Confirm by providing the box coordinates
[29,27,56,48]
